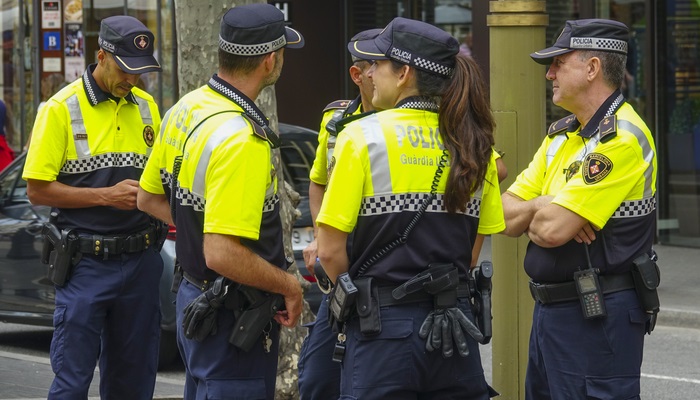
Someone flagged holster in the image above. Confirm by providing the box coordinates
[468,261,494,344]
[423,263,459,309]
[153,220,169,252]
[631,253,661,334]
[228,285,284,352]
[355,277,381,336]
[41,220,80,287]
[171,262,183,294]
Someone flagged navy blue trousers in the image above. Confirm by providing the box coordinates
[176,279,280,400]
[339,299,492,400]
[526,289,647,400]
[297,294,341,399]
[48,248,163,400]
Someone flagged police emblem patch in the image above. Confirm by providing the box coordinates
[134,34,150,50]
[143,126,155,147]
[582,153,613,184]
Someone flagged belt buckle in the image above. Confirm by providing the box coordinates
[102,237,119,260]
[529,281,550,304]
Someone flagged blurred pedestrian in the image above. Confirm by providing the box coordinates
[0,98,16,170]
[23,15,163,399]
[502,19,658,399]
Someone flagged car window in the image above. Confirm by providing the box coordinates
[279,124,318,197]
[0,155,28,207]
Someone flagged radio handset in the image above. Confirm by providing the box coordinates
[574,243,607,319]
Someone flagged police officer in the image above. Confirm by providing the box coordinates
[317,18,504,399]
[297,28,381,400]
[137,4,304,399]
[502,19,657,399]
[23,16,163,399]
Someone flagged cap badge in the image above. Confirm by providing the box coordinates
[582,153,612,184]
[134,34,150,50]
[143,126,155,147]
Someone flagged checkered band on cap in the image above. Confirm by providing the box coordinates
[570,37,628,54]
[413,56,454,77]
[219,34,286,56]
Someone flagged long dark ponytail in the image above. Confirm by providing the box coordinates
[438,55,495,213]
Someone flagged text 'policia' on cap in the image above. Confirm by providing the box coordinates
[347,17,458,78]
[530,19,630,65]
[218,3,304,57]
[98,15,161,73]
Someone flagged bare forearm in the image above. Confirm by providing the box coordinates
[308,181,325,232]
[317,224,349,283]
[137,187,174,225]
[501,192,553,237]
[204,233,298,297]
[27,179,133,209]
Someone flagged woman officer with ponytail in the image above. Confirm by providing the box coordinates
[315,17,504,399]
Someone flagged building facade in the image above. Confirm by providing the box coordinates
[1,0,698,247]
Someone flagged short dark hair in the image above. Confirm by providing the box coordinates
[218,48,268,75]
[578,50,626,89]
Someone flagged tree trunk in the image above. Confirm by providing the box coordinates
[174,1,314,398]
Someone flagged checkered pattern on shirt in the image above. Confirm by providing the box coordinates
[60,152,148,174]
[208,77,266,128]
[82,69,98,105]
[413,57,454,77]
[611,197,655,218]
[170,175,278,214]
[360,193,480,218]
[160,168,172,186]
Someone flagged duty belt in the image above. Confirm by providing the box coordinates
[377,283,470,307]
[529,273,635,304]
[77,226,156,258]
[182,270,215,292]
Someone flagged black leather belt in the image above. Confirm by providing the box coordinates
[77,226,156,258]
[182,270,215,292]
[377,283,470,306]
[529,273,635,305]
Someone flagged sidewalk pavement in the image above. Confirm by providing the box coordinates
[0,242,697,399]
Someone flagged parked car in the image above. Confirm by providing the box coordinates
[0,123,321,369]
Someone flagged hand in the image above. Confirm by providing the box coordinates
[303,239,318,274]
[107,179,139,210]
[274,275,303,328]
[182,277,228,341]
[573,223,599,245]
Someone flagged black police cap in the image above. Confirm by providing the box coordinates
[531,19,629,65]
[349,28,382,62]
[348,17,458,78]
[219,3,304,57]
[98,16,161,74]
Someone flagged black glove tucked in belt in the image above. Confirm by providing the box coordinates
[182,276,229,341]
[419,307,484,358]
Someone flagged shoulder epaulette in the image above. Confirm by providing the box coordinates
[335,110,378,134]
[598,115,617,143]
[547,114,577,137]
[242,114,280,148]
[323,99,352,113]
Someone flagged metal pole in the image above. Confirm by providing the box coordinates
[488,1,547,399]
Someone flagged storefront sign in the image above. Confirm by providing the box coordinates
[41,1,61,29]
[43,32,61,51]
